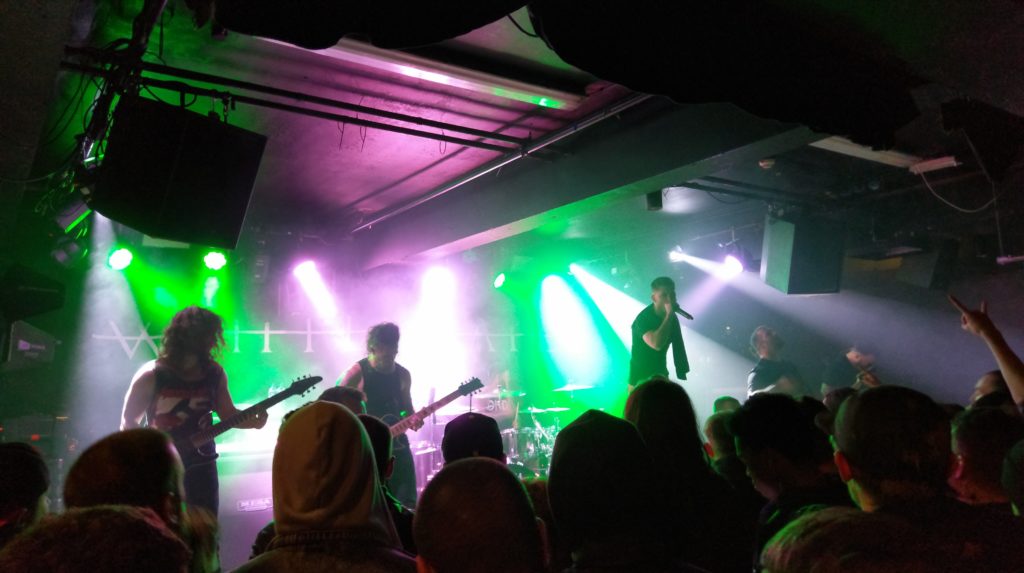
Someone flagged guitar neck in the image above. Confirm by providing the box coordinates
[190,390,291,447]
[390,390,464,438]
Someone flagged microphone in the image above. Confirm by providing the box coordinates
[673,304,694,320]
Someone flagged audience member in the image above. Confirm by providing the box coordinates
[949,296,1024,405]
[833,385,1024,570]
[64,428,185,531]
[184,506,220,573]
[522,478,571,573]
[441,412,505,464]
[627,378,752,572]
[971,389,1018,416]
[949,407,1024,510]
[704,412,764,511]
[548,409,702,572]
[713,395,741,413]
[970,370,1010,405]
[0,443,50,551]
[747,326,803,396]
[1001,439,1024,515]
[233,401,413,572]
[821,343,881,397]
[415,458,544,573]
[815,387,857,435]
[0,505,191,573]
[319,386,368,414]
[728,393,851,567]
[360,413,416,553]
[760,507,933,573]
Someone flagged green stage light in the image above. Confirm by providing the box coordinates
[493,272,506,289]
[204,251,227,270]
[107,247,133,270]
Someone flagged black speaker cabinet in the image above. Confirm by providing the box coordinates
[92,96,267,249]
[897,240,959,290]
[760,214,845,295]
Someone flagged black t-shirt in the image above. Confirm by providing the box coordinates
[629,305,688,385]
[823,353,860,390]
[747,358,802,396]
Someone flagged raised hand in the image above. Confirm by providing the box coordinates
[948,295,998,339]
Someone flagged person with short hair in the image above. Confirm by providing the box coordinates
[970,370,1009,404]
[821,343,881,397]
[728,393,850,567]
[233,401,413,573]
[746,326,802,397]
[441,412,505,465]
[414,458,544,573]
[0,443,50,550]
[359,414,416,553]
[832,385,1024,570]
[339,322,421,505]
[318,386,367,414]
[712,395,741,413]
[760,506,933,573]
[64,428,186,532]
[121,306,268,515]
[0,505,192,573]
[628,277,690,391]
[949,407,1024,511]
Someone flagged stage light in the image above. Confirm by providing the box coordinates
[293,260,338,319]
[493,272,507,289]
[422,266,456,299]
[669,247,686,263]
[720,254,744,278]
[107,247,133,270]
[203,251,227,270]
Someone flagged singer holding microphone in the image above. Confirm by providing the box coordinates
[628,276,692,391]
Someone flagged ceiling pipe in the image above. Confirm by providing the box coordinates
[63,47,530,147]
[60,62,521,153]
[351,93,653,233]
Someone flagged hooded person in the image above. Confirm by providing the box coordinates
[547,409,703,573]
[232,401,414,573]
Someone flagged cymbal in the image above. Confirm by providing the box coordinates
[476,390,527,399]
[520,406,570,414]
[552,383,595,392]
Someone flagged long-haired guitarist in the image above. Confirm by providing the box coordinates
[338,322,422,506]
[120,306,268,515]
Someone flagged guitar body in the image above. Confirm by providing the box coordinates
[168,375,322,468]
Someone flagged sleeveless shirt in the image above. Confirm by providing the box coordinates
[358,357,407,424]
[146,362,220,449]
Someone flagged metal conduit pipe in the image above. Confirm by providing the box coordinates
[64,47,531,146]
[351,93,654,233]
[59,62,520,153]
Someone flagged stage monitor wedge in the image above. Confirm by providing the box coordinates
[760,214,846,295]
[92,96,267,250]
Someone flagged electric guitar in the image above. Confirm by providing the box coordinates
[170,375,321,467]
[389,377,483,438]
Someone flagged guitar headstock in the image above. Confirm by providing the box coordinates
[458,377,484,396]
[287,375,323,397]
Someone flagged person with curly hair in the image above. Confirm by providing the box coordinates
[120,306,267,515]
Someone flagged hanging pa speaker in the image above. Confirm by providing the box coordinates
[760,214,846,295]
[92,96,267,250]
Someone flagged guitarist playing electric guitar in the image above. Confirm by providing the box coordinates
[121,306,268,516]
[338,322,422,506]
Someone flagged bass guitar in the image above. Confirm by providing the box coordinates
[171,375,321,467]
[389,377,483,439]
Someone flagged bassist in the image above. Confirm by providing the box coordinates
[339,322,422,506]
[120,306,267,515]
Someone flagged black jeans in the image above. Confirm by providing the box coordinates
[184,460,219,516]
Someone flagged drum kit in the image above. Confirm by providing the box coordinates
[411,382,595,488]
